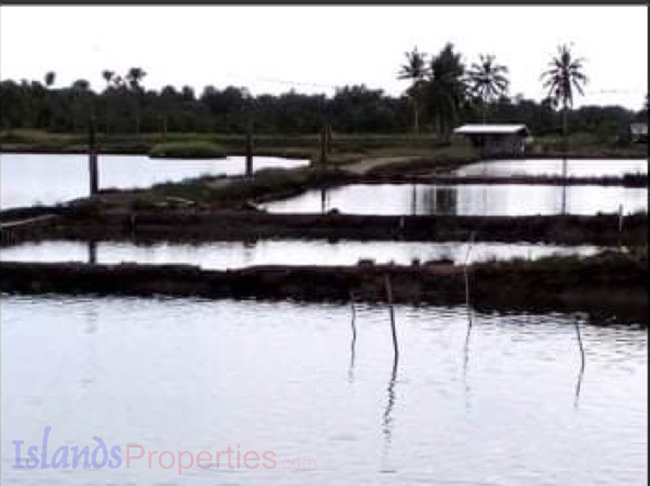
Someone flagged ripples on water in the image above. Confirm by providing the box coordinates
[1,295,646,485]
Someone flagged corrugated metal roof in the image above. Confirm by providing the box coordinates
[454,124,530,135]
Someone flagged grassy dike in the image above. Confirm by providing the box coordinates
[1,129,647,161]
[0,250,646,324]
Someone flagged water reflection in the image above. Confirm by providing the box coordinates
[262,183,648,216]
[2,297,646,485]
[87,240,97,265]
[1,240,602,268]
[453,158,648,178]
[0,153,308,209]
[380,356,399,474]
[574,317,587,409]
[348,292,358,384]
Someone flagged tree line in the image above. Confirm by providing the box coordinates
[0,45,646,138]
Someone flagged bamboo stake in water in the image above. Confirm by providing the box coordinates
[384,274,399,361]
[574,316,586,407]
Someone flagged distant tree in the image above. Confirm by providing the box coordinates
[44,71,56,88]
[541,44,588,139]
[125,67,147,92]
[101,70,115,136]
[125,67,147,133]
[101,70,114,90]
[424,43,466,141]
[637,94,648,121]
[70,79,92,132]
[467,54,509,123]
[398,47,428,133]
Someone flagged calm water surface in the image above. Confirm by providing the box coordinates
[0,239,601,268]
[1,295,646,485]
[262,184,648,216]
[453,158,648,178]
[0,153,307,209]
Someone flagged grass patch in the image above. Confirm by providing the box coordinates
[148,141,227,159]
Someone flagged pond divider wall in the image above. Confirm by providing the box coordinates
[1,257,646,324]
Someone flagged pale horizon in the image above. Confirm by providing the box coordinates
[0,5,647,110]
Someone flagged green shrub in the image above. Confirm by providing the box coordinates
[149,141,227,159]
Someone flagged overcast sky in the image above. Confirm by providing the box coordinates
[1,5,647,109]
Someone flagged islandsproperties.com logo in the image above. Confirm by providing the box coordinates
[12,426,317,476]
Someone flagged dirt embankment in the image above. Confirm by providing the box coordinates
[2,208,646,247]
[1,252,646,324]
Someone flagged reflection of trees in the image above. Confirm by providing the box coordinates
[420,186,458,215]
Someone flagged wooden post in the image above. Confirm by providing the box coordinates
[245,117,254,178]
[326,124,332,154]
[162,114,168,143]
[384,274,399,360]
[320,124,328,166]
[88,115,99,196]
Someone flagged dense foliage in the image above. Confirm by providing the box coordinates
[0,57,645,138]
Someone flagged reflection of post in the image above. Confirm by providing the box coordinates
[320,188,327,214]
[88,115,99,196]
[410,184,416,216]
[87,240,97,265]
[561,157,567,215]
[381,355,399,469]
[384,274,399,361]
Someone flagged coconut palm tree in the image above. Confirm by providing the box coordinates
[101,70,114,91]
[398,47,428,133]
[125,67,147,133]
[125,67,147,92]
[467,54,509,123]
[101,70,115,137]
[541,44,588,139]
[424,43,466,142]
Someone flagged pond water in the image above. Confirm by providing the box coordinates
[0,153,308,210]
[262,184,648,216]
[1,295,646,485]
[0,239,601,268]
[453,158,648,178]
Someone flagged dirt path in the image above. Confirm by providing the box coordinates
[341,156,419,175]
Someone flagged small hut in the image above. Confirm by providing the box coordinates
[454,124,530,158]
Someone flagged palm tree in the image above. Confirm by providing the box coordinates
[424,43,466,142]
[541,44,588,140]
[125,67,147,92]
[71,79,91,132]
[398,47,428,133]
[125,67,147,133]
[101,70,115,137]
[101,70,114,91]
[467,54,509,123]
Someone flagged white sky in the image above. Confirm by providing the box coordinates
[0,5,647,109]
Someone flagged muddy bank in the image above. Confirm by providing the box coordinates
[1,253,646,324]
[8,208,645,246]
